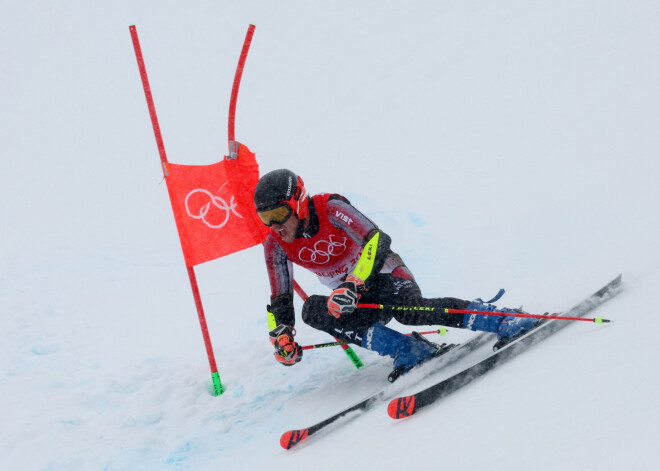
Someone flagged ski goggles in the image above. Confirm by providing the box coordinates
[257,203,293,227]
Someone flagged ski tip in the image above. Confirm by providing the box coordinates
[280,428,309,450]
[387,396,416,419]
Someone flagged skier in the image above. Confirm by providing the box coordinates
[254,169,537,378]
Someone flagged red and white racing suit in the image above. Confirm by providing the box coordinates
[262,194,469,345]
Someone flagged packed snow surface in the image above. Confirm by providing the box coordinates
[2,1,659,470]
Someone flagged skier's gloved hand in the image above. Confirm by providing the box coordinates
[327,274,365,318]
[269,324,303,366]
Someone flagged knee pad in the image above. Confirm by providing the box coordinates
[301,295,329,327]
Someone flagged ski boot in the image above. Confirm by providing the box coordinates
[362,323,448,382]
[463,301,539,351]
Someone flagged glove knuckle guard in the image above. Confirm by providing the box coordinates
[269,324,302,366]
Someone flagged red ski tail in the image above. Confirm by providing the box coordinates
[388,396,416,419]
[280,428,310,449]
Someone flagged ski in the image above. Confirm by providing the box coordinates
[388,274,622,419]
[280,330,493,449]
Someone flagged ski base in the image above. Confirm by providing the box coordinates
[388,274,622,419]
[280,330,492,449]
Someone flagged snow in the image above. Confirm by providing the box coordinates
[2,1,659,469]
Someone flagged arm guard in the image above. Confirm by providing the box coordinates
[352,230,392,284]
[267,293,295,330]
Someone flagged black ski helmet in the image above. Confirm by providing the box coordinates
[253,169,309,219]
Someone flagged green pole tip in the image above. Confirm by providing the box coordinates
[438,326,448,336]
[594,317,611,325]
[344,347,364,369]
[211,372,225,396]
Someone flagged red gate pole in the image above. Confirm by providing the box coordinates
[293,280,363,369]
[226,25,364,370]
[228,24,255,144]
[129,25,225,396]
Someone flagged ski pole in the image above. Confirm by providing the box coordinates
[302,327,448,351]
[357,303,612,324]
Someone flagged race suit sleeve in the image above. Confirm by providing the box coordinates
[263,234,295,326]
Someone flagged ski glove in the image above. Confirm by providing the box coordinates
[327,274,365,318]
[269,324,302,366]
